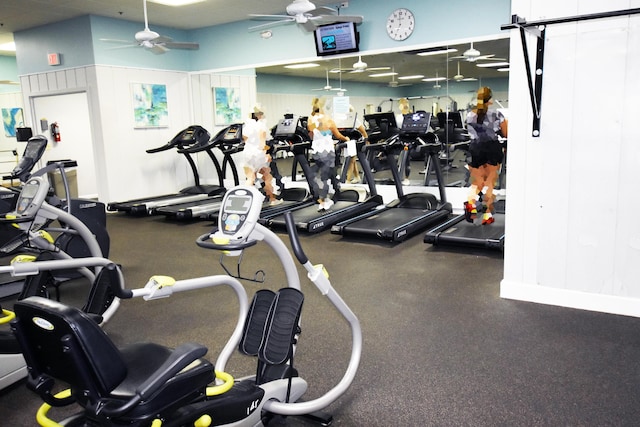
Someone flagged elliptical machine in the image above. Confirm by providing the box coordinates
[0,172,119,391]
[5,185,362,426]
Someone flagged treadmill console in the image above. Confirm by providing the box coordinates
[219,124,243,143]
[400,111,432,135]
[176,125,210,145]
[212,186,264,243]
[14,176,48,217]
[274,115,299,138]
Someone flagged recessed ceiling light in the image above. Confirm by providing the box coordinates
[369,72,398,78]
[476,62,510,68]
[284,63,320,69]
[416,48,458,56]
[148,0,206,6]
[0,42,16,52]
[398,75,424,80]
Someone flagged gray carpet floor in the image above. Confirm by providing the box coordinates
[1,212,639,426]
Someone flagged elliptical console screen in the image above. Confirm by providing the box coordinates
[216,186,264,241]
[15,176,48,217]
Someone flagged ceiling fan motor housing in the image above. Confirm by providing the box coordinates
[287,0,316,15]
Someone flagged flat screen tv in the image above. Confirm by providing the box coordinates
[314,22,359,56]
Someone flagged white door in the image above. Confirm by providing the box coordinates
[31,92,97,198]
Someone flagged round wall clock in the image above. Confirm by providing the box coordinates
[386,8,415,41]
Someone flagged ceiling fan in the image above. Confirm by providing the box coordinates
[450,42,504,63]
[248,0,363,32]
[312,69,346,92]
[100,0,199,54]
[331,56,391,74]
[386,68,411,88]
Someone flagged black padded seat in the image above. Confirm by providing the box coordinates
[12,296,214,424]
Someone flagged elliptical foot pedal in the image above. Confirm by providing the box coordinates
[239,289,276,356]
[259,288,304,365]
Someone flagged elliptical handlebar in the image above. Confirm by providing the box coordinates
[284,211,308,265]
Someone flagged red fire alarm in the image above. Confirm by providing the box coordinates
[47,53,61,66]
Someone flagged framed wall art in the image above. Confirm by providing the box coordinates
[2,107,24,137]
[131,83,168,128]
[213,87,241,125]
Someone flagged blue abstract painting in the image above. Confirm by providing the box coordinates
[132,83,168,128]
[2,107,24,137]
[213,87,241,125]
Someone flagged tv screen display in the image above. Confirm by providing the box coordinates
[314,22,359,56]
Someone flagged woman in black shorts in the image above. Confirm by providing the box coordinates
[464,86,506,225]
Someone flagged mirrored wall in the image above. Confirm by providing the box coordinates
[253,37,509,188]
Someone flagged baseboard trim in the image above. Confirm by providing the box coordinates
[500,279,640,318]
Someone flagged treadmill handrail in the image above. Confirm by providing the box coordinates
[145,125,210,154]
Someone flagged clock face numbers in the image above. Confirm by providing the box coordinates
[386,8,415,41]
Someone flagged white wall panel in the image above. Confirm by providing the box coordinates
[502,0,640,315]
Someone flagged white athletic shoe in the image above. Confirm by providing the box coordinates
[323,199,335,210]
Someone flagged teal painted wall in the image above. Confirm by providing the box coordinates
[14,16,95,74]
[0,56,18,93]
[190,0,511,71]
[12,0,511,75]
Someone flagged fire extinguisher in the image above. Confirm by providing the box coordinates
[50,122,61,142]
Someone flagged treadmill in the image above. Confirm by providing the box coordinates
[264,113,383,234]
[107,125,226,215]
[254,115,314,219]
[423,199,505,251]
[152,124,245,220]
[331,111,452,242]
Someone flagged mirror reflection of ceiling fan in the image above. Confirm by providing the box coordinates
[386,67,411,88]
[331,56,391,74]
[248,0,363,32]
[312,69,347,92]
[449,42,505,63]
[100,0,199,54]
[453,62,477,82]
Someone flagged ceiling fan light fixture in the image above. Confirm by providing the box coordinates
[260,30,273,39]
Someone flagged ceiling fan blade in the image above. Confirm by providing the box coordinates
[248,18,295,32]
[366,66,391,71]
[249,13,293,21]
[477,56,507,61]
[163,41,199,50]
[310,14,363,25]
[299,19,318,32]
[100,38,133,44]
[148,44,169,55]
[308,6,337,16]
[334,15,364,24]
